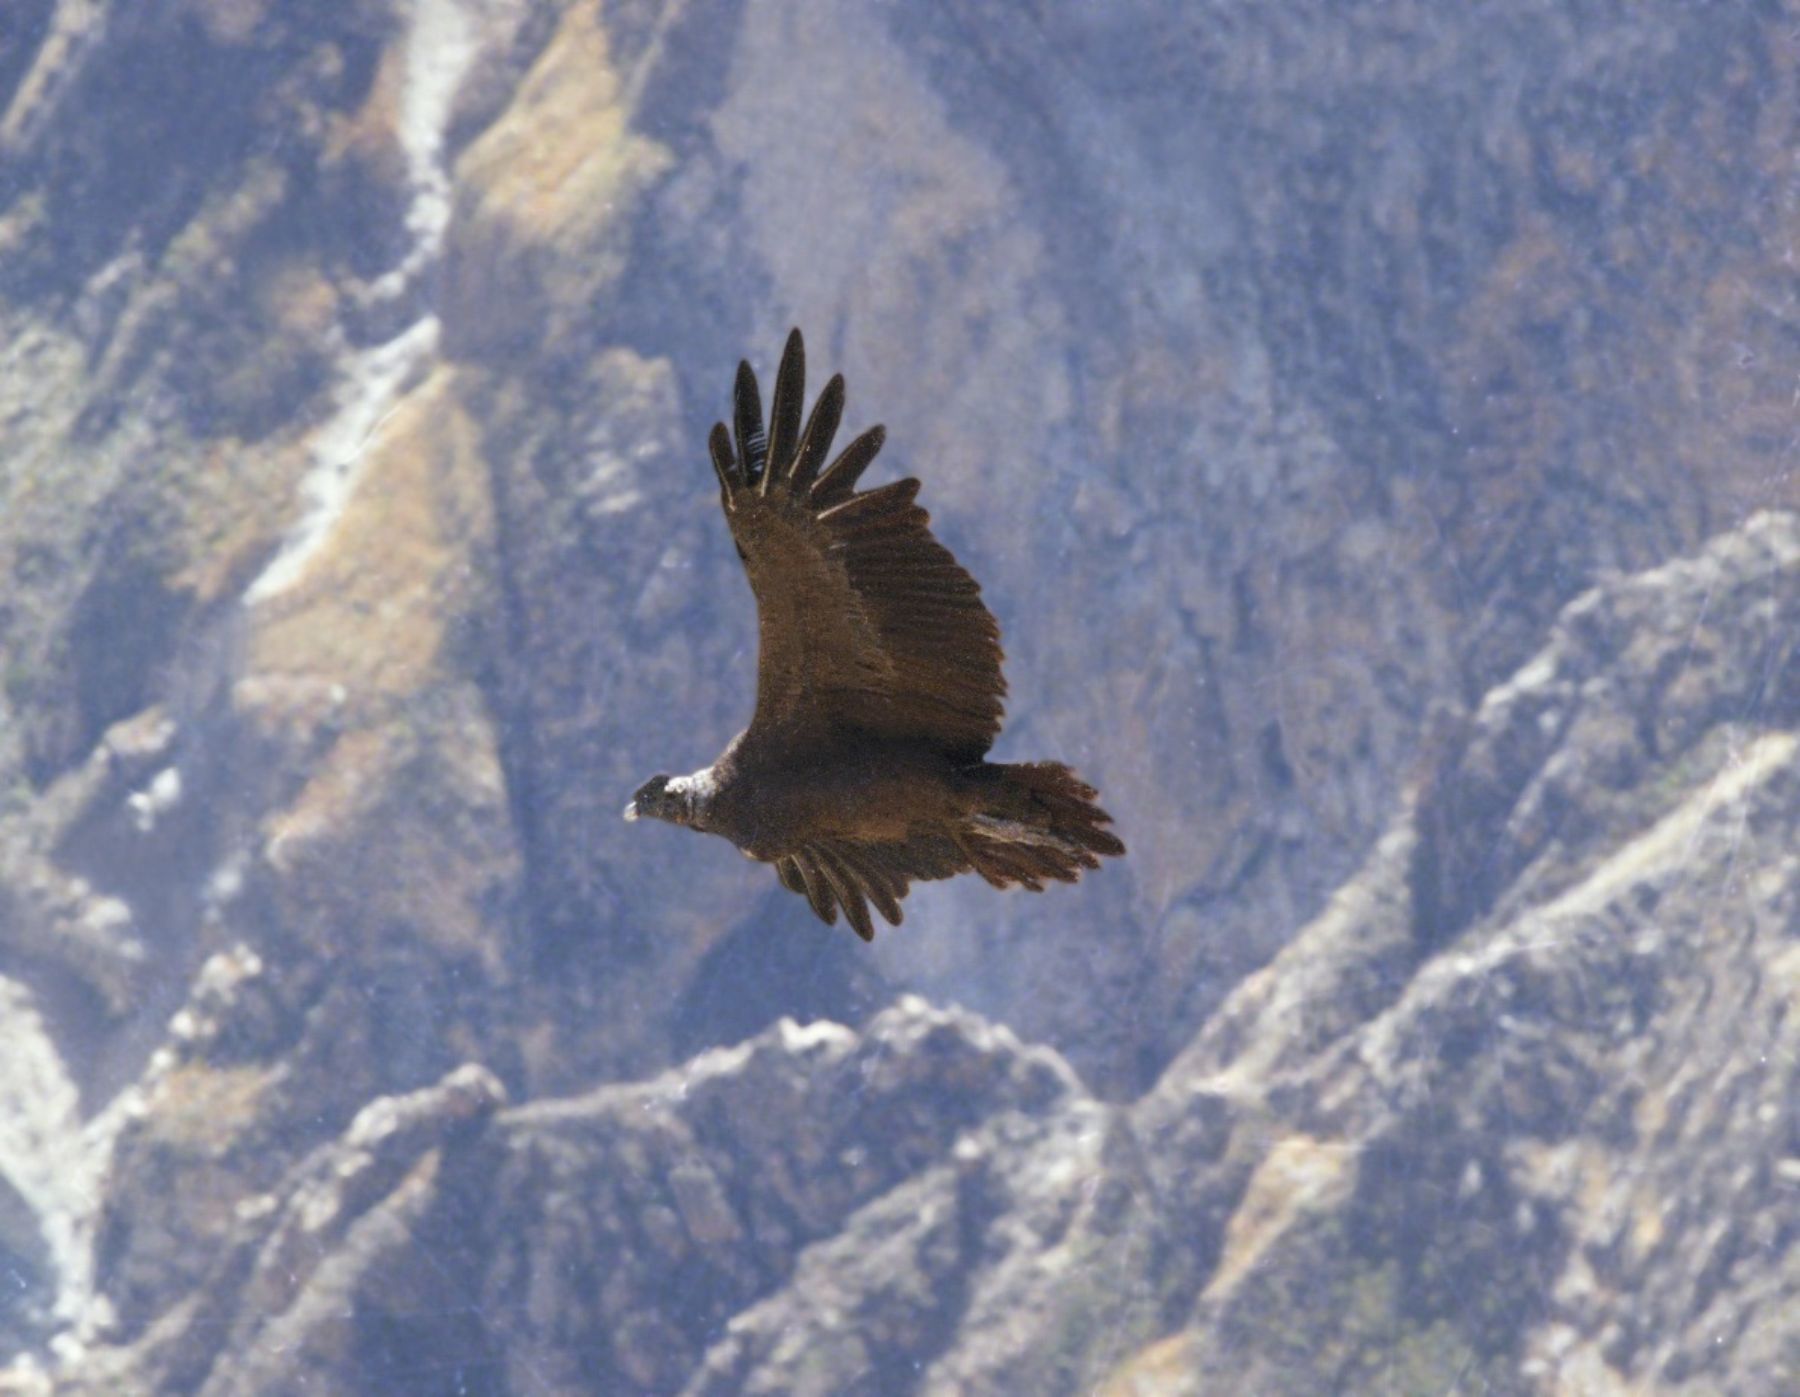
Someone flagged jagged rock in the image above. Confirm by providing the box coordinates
[1128,512,1800,1394]
[43,1001,1105,1392]
[58,1063,506,1397]
[474,1000,1080,1393]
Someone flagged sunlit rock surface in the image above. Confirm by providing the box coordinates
[1131,513,1800,1393]
[0,1,1796,1392]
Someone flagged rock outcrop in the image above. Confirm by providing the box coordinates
[9,512,1793,1394]
[1131,511,1800,1394]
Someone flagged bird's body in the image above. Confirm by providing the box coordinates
[626,330,1123,939]
[702,732,964,860]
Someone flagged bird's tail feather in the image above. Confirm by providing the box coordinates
[958,762,1124,892]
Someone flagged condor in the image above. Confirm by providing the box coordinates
[626,331,1123,939]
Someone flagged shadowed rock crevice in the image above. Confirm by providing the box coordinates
[39,549,185,789]
[0,7,393,302]
[671,890,896,1061]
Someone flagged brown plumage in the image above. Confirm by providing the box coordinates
[625,329,1123,939]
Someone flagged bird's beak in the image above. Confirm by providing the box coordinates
[622,799,639,822]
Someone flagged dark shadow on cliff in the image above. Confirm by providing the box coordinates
[671,890,896,1061]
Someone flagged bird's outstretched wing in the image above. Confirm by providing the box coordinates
[709,329,1005,759]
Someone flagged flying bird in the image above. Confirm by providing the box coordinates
[625,330,1123,939]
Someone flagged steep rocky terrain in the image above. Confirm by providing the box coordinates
[12,509,1791,1395]
[0,1,1796,1392]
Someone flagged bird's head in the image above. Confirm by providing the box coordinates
[623,773,706,828]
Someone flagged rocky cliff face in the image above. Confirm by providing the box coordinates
[0,1,1795,1393]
